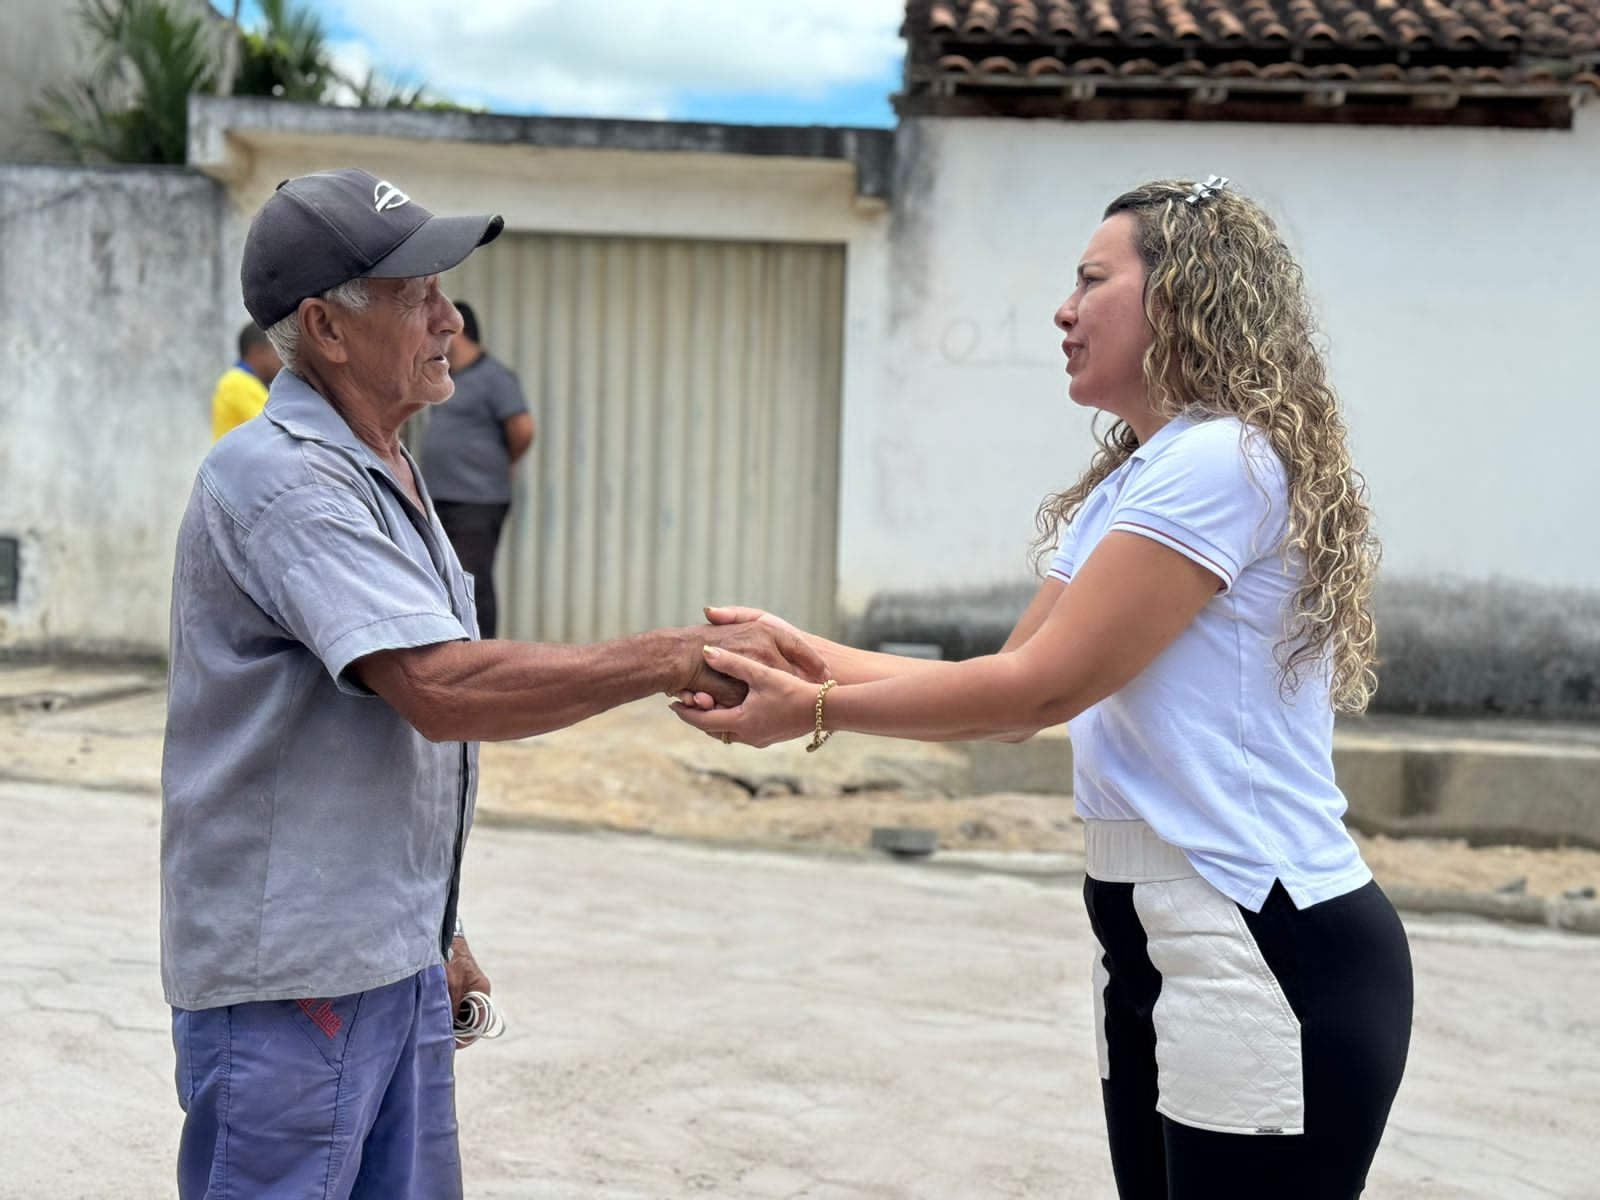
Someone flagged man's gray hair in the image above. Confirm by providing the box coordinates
[263,277,372,373]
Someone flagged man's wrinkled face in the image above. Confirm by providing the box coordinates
[343,275,462,411]
[1054,213,1154,422]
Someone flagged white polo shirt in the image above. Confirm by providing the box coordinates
[1049,413,1371,911]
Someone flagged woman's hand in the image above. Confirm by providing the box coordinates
[670,645,823,748]
[705,604,805,641]
[676,606,820,711]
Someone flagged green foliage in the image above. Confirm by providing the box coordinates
[31,0,457,165]
[33,0,218,164]
[233,0,339,103]
[343,67,431,110]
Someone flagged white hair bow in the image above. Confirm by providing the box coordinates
[1185,175,1230,205]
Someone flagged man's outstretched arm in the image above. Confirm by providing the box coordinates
[354,621,827,744]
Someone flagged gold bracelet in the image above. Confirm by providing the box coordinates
[805,679,839,753]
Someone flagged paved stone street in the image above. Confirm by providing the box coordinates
[3,779,1598,1199]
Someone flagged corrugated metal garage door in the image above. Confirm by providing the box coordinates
[440,233,844,644]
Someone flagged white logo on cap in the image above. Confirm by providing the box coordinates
[373,181,410,213]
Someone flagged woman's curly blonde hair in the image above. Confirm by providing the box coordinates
[1034,179,1380,712]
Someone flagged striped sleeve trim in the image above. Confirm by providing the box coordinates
[1108,520,1236,591]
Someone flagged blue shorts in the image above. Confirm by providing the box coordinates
[171,965,461,1200]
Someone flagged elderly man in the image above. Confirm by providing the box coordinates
[161,169,821,1200]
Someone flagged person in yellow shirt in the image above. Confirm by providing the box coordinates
[211,323,282,441]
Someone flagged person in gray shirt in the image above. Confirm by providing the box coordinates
[420,300,533,638]
[161,168,824,1200]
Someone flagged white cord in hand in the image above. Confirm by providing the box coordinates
[453,990,506,1047]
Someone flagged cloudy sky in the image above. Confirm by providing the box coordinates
[215,1,906,126]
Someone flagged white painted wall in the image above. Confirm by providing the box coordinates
[839,111,1600,613]
[0,166,225,655]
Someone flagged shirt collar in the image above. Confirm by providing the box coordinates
[263,371,426,508]
[1130,411,1200,461]
[264,370,384,459]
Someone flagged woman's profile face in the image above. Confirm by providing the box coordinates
[1054,212,1154,424]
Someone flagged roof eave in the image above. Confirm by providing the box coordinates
[896,66,1594,128]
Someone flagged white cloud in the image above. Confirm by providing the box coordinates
[321,0,905,117]
[323,38,375,106]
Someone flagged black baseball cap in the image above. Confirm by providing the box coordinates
[241,168,504,328]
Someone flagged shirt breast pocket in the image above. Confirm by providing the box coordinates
[456,570,480,639]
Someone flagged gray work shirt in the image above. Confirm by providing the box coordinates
[418,353,528,504]
[161,370,479,1011]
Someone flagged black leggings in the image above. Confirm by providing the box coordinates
[1085,877,1413,1199]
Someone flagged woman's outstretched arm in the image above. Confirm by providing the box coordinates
[675,532,1219,746]
[699,578,1066,691]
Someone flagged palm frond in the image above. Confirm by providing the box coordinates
[30,0,216,164]
[30,0,458,164]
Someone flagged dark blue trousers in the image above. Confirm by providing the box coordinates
[172,964,461,1199]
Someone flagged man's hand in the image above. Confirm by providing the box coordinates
[674,612,828,708]
[671,644,819,747]
[446,935,490,1050]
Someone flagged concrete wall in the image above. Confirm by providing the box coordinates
[841,111,1600,714]
[0,165,225,656]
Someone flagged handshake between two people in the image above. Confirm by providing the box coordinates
[675,606,835,750]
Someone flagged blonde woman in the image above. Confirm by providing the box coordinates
[676,179,1412,1198]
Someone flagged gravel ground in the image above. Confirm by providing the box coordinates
[3,685,1598,902]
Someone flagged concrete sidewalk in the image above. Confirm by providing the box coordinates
[5,779,1598,1199]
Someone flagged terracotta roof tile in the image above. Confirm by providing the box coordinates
[1158,0,1208,39]
[903,0,1600,116]
[907,0,1600,59]
[928,3,959,34]
[1084,0,1123,38]
[1002,0,1039,35]
[961,0,999,35]
[1206,6,1254,38]
[1125,0,1166,41]
[1045,1,1083,36]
